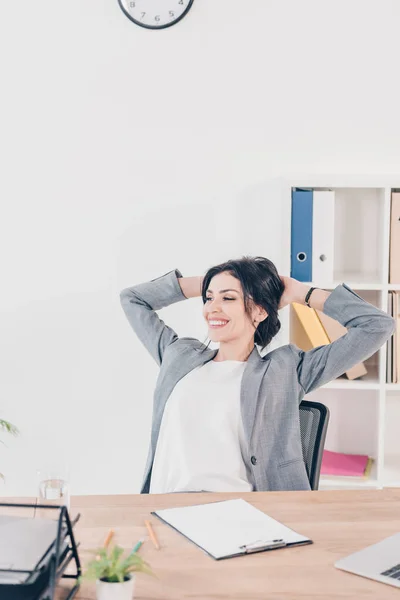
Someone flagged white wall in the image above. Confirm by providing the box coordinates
[1,0,400,496]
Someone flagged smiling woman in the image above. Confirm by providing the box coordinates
[199,257,284,362]
[120,256,395,495]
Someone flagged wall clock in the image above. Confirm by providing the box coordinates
[118,0,195,30]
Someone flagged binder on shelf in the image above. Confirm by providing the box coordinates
[363,457,374,480]
[312,190,335,283]
[291,303,368,380]
[389,192,400,284]
[291,302,330,348]
[0,502,81,600]
[321,449,372,479]
[396,292,400,383]
[387,292,393,383]
[152,498,312,561]
[386,292,399,384]
[315,310,367,380]
[291,189,313,281]
[393,292,398,384]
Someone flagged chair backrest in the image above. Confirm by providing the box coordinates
[299,400,330,490]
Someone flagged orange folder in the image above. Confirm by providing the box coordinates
[291,303,367,380]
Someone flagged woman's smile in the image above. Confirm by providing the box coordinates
[208,319,230,329]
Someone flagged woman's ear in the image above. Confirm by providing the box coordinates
[254,306,268,323]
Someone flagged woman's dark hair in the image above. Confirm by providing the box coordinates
[201,256,285,351]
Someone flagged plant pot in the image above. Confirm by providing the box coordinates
[95,575,135,600]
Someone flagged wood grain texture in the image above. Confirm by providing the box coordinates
[0,496,37,518]
[11,489,400,599]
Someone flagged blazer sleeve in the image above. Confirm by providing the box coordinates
[289,284,396,395]
[120,269,187,366]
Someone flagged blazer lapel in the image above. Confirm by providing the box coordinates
[153,344,270,457]
[241,346,271,449]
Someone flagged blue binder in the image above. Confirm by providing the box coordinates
[291,189,313,281]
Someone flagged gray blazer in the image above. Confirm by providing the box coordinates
[120,270,395,494]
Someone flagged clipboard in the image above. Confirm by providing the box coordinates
[152,498,312,560]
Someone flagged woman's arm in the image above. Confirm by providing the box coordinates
[279,276,331,311]
[282,278,396,394]
[177,276,204,299]
[120,269,189,366]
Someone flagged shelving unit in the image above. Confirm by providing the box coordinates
[276,176,400,490]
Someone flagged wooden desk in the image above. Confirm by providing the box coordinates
[8,489,400,599]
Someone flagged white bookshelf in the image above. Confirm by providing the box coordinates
[276,176,399,490]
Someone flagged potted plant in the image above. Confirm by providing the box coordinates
[0,418,18,480]
[80,543,154,600]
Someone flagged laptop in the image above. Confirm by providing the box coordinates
[335,532,400,588]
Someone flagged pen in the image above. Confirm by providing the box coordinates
[240,538,286,553]
[96,528,115,560]
[144,519,160,550]
[131,538,144,554]
[103,529,114,548]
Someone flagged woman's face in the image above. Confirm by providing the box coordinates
[203,272,266,344]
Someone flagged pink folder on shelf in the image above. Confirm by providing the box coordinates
[321,450,369,477]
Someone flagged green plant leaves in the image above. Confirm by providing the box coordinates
[0,420,18,436]
[79,544,154,584]
[0,418,18,480]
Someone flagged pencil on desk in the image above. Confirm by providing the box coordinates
[145,520,160,550]
[131,539,144,554]
[103,529,114,548]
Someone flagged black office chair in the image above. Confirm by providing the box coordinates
[299,400,330,490]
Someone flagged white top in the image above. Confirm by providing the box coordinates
[149,359,253,494]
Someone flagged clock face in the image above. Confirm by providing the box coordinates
[118,0,195,30]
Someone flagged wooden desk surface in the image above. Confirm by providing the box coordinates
[6,489,400,599]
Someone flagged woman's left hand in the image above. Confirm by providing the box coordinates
[278,276,308,310]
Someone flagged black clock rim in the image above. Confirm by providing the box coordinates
[117,0,195,30]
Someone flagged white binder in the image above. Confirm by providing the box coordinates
[312,190,335,284]
[152,498,312,560]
